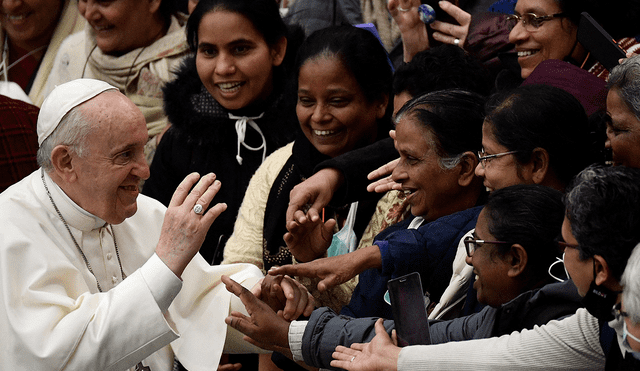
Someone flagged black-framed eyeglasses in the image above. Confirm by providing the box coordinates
[477,149,518,169]
[464,236,513,257]
[612,302,630,321]
[506,12,568,32]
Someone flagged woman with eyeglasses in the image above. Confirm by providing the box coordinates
[220,183,584,368]
[388,0,640,81]
[476,84,596,192]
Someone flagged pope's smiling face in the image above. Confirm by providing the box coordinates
[67,91,150,224]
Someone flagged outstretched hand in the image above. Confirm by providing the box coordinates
[223,275,293,352]
[156,172,227,277]
[269,246,381,292]
[366,158,401,193]
[284,215,336,263]
[286,168,344,224]
[330,319,401,371]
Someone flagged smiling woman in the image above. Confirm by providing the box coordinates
[0,0,84,105]
[476,84,596,192]
[43,0,189,164]
[221,25,393,314]
[142,0,303,268]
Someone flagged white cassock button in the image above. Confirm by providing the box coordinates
[106,252,113,260]
[112,276,118,284]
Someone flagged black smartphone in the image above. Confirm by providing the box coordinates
[577,12,626,71]
[387,272,431,347]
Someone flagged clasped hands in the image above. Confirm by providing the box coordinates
[222,274,314,353]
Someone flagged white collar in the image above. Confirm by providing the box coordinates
[40,170,107,231]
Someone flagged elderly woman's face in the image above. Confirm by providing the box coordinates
[509,0,578,78]
[391,115,462,220]
[605,89,640,169]
[78,0,165,55]
[0,0,64,49]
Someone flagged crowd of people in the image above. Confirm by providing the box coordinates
[1,0,640,370]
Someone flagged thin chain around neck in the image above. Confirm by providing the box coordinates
[41,169,127,292]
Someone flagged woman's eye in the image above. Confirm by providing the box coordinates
[198,46,217,57]
[234,45,251,54]
[406,156,419,165]
[329,98,349,106]
[298,97,314,106]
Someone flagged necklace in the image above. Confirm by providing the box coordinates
[40,169,126,292]
[1,35,47,80]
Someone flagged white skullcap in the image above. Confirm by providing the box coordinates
[37,79,118,145]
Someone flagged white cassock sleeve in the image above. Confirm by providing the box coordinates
[0,172,266,371]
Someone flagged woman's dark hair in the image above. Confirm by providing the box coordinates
[484,184,564,280]
[187,0,302,92]
[392,45,492,97]
[396,89,485,168]
[484,84,594,187]
[565,165,640,281]
[294,25,393,128]
[187,0,287,51]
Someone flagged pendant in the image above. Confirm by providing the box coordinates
[135,362,151,371]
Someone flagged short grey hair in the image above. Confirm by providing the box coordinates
[37,105,93,172]
[622,243,640,324]
[607,54,640,120]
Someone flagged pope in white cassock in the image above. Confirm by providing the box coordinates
[0,79,312,371]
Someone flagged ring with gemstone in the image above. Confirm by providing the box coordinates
[193,204,204,215]
[454,38,461,46]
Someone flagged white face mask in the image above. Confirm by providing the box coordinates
[548,252,570,282]
[622,321,640,360]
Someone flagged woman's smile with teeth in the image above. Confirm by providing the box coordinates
[314,129,336,136]
[7,14,28,21]
[218,82,243,92]
[518,50,538,57]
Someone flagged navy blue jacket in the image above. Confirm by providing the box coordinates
[340,206,483,319]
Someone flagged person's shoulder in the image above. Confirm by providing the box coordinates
[59,28,86,50]
[261,142,295,170]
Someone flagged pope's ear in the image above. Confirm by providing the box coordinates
[50,145,78,182]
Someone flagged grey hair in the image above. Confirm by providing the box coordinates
[607,54,640,120]
[622,243,640,324]
[37,106,93,172]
